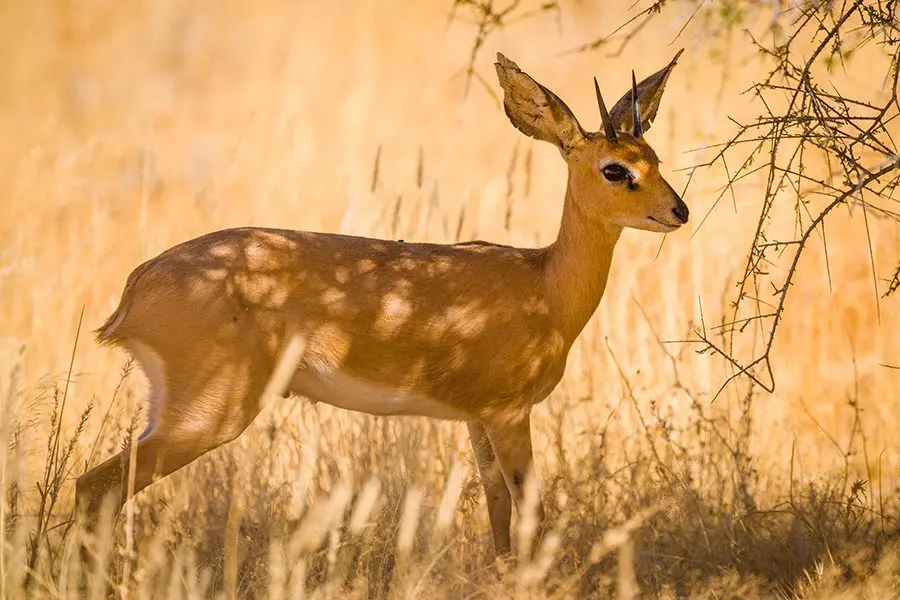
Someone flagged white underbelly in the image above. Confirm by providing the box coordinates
[288,368,471,421]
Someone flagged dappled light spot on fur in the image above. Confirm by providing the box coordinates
[374,292,413,339]
[243,242,282,270]
[208,243,237,259]
[443,301,488,338]
[234,272,290,306]
[356,259,377,274]
[431,257,453,274]
[390,278,414,294]
[391,258,418,272]
[424,315,451,343]
[523,296,550,316]
[321,288,346,315]
[205,268,229,281]
[334,266,351,283]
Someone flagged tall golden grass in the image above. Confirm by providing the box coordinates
[1,1,899,597]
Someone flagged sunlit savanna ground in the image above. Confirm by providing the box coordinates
[1,1,899,597]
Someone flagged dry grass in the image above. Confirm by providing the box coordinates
[2,1,899,597]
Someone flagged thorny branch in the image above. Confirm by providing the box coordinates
[886,258,900,296]
[449,0,561,98]
[451,0,900,394]
[597,1,900,394]
[667,0,900,394]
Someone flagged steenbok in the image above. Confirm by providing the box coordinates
[78,51,688,556]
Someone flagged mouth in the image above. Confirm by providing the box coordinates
[647,216,681,231]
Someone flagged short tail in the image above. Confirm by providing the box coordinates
[95,258,155,345]
[94,305,127,345]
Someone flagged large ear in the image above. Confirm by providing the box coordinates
[608,49,683,134]
[495,53,586,153]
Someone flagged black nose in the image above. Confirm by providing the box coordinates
[672,200,689,224]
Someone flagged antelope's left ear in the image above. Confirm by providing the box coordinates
[609,49,683,134]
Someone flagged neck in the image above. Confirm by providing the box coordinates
[542,181,622,342]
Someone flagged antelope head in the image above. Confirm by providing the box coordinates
[495,50,689,232]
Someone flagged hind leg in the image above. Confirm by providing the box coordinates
[75,424,241,524]
[72,419,255,593]
[77,342,270,527]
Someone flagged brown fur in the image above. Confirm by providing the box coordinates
[77,51,688,558]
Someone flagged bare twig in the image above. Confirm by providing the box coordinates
[601,1,900,392]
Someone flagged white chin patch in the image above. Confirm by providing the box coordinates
[646,217,680,232]
[620,217,678,232]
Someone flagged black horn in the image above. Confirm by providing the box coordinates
[594,77,617,143]
[631,70,643,137]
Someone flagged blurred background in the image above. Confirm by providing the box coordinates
[2,0,896,468]
[1,1,899,596]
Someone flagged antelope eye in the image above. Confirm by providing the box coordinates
[602,164,628,182]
